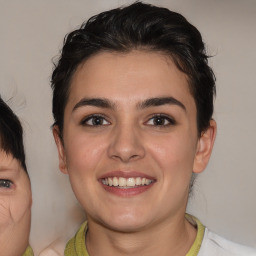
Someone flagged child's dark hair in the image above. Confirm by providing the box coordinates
[51,2,216,137]
[0,96,27,173]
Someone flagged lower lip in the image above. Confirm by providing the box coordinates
[100,183,155,197]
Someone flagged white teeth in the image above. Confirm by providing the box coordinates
[108,177,113,186]
[135,177,141,185]
[102,177,153,187]
[126,178,135,187]
[145,179,151,185]
[118,177,126,186]
[113,177,118,186]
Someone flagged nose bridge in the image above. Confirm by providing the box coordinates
[108,119,145,162]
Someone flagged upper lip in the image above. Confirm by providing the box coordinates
[98,170,156,180]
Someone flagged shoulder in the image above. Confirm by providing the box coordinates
[198,228,256,256]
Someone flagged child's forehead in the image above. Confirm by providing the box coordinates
[0,148,12,157]
[0,150,22,169]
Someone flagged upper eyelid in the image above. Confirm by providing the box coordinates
[79,113,176,124]
[0,179,13,182]
[147,113,175,120]
[82,113,108,120]
[80,114,111,124]
[0,170,20,181]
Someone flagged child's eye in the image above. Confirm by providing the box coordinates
[81,115,110,126]
[0,179,13,189]
[146,115,176,126]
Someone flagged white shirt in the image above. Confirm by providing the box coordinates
[198,228,256,256]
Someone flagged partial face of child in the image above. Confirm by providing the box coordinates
[0,150,32,256]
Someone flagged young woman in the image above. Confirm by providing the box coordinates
[0,97,33,256]
[50,2,256,255]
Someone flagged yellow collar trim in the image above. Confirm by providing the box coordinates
[22,246,34,256]
[65,215,205,256]
[185,214,205,256]
[65,222,88,256]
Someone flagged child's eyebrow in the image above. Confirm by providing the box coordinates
[0,167,21,180]
[0,167,18,172]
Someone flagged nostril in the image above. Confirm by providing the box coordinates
[110,153,142,163]
[108,130,145,162]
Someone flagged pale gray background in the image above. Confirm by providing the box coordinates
[0,0,255,254]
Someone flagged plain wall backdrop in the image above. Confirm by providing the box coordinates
[0,0,255,254]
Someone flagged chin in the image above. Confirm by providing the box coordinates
[107,221,146,233]
[99,212,150,233]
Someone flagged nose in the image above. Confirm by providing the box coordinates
[108,123,145,163]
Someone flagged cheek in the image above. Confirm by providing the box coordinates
[0,190,31,256]
[64,133,110,207]
[0,197,12,228]
[0,192,31,229]
[149,134,196,170]
[147,133,197,195]
[0,177,32,229]
[65,133,107,177]
[9,191,32,224]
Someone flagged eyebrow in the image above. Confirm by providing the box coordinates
[73,98,115,112]
[138,97,186,111]
[72,96,186,112]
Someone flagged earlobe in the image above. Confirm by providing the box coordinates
[52,126,68,174]
[193,119,217,173]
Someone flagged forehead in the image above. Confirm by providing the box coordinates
[67,50,194,109]
[0,151,30,186]
[0,150,20,169]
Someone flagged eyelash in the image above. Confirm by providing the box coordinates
[80,113,175,127]
[0,179,13,189]
[80,114,111,126]
[146,114,176,127]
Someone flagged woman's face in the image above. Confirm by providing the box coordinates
[0,151,32,255]
[54,50,215,232]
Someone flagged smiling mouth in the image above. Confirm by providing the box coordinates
[101,177,154,188]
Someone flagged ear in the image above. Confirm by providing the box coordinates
[193,119,217,173]
[52,125,68,174]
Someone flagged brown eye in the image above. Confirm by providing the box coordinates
[153,116,166,125]
[90,116,104,125]
[81,115,110,126]
[146,115,175,126]
[0,179,12,188]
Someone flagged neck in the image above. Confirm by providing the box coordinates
[86,214,197,256]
